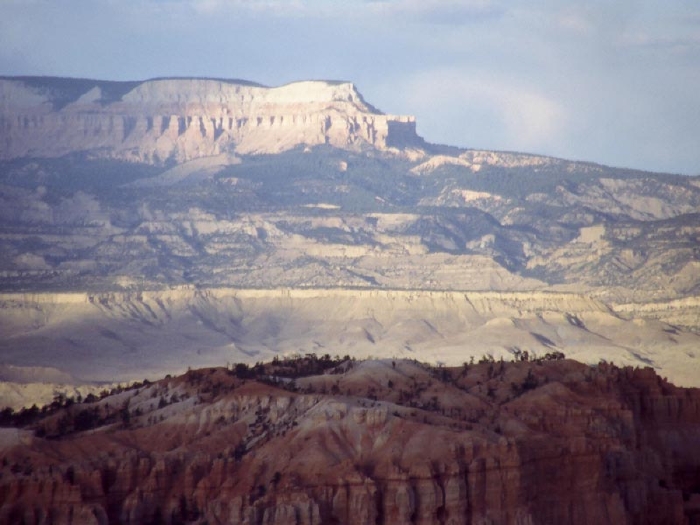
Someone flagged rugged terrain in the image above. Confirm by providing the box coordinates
[1,288,700,408]
[1,356,699,524]
[1,75,700,401]
[2,76,699,299]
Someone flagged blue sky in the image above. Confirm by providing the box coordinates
[1,0,699,175]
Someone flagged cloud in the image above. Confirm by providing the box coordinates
[553,9,595,36]
[397,68,568,153]
[621,32,700,54]
[186,0,309,16]
[125,0,503,22]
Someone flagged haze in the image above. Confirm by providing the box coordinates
[1,0,699,175]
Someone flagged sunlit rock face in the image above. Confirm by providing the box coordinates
[0,77,423,162]
[1,358,699,525]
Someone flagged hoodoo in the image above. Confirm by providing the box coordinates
[1,357,699,524]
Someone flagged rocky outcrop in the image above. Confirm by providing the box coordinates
[0,358,699,524]
[0,77,424,162]
[612,295,700,331]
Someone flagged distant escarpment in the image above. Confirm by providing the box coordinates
[2,76,700,302]
[3,287,700,393]
[0,77,423,162]
[1,356,699,524]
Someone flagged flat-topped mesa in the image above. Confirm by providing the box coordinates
[0,77,424,163]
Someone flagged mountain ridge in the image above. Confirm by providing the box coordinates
[0,76,421,162]
[1,75,693,175]
[1,74,700,403]
[2,286,700,399]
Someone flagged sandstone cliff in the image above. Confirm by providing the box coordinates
[0,357,699,524]
[0,77,424,162]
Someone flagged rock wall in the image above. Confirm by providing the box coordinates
[612,295,700,331]
[0,78,423,162]
[0,286,610,316]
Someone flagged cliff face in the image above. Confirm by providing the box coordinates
[1,358,699,524]
[0,77,423,162]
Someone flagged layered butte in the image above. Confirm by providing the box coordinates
[0,77,422,162]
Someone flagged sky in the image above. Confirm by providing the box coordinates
[1,0,699,175]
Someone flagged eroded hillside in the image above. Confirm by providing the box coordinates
[1,356,699,524]
[1,77,699,299]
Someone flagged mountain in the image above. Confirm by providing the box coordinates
[1,75,700,400]
[1,356,699,524]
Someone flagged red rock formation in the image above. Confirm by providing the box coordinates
[0,357,699,524]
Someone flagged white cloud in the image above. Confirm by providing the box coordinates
[128,0,502,21]
[554,9,594,36]
[394,68,568,153]
[187,0,308,16]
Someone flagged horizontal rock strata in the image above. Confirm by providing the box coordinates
[0,78,423,162]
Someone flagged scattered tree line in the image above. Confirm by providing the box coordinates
[0,379,153,431]
[0,351,635,441]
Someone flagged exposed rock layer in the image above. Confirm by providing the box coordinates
[2,76,700,301]
[0,358,699,524]
[0,78,422,162]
